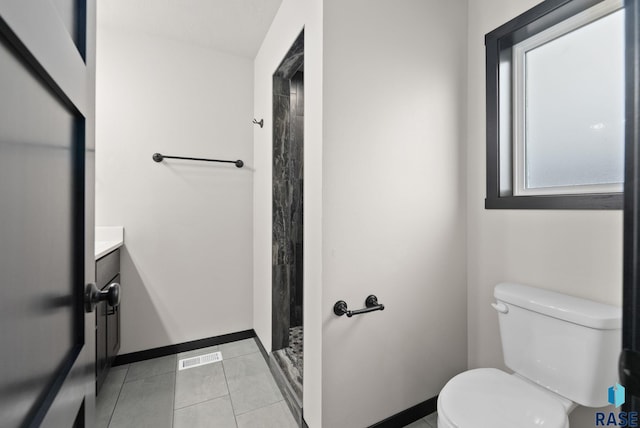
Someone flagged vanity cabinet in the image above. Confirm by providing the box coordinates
[95,248,121,395]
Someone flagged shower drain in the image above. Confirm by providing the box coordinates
[178,351,223,371]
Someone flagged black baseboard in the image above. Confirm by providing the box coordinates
[254,332,270,363]
[113,329,256,366]
[368,396,438,428]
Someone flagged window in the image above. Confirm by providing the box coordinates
[485,0,625,209]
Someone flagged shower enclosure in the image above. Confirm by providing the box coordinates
[272,30,304,419]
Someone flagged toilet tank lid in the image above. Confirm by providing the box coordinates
[494,283,621,330]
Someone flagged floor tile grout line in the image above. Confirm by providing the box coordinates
[106,365,129,428]
[419,414,437,428]
[124,356,177,383]
[224,342,288,418]
[220,359,239,427]
[172,393,232,411]
[217,349,260,361]
[123,368,177,384]
[172,351,260,412]
[107,342,262,426]
[232,399,287,418]
[130,342,259,375]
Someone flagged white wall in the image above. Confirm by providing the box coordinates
[96,23,254,354]
[321,1,468,426]
[252,0,324,425]
[466,0,623,425]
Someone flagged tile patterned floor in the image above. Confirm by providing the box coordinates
[96,338,297,428]
[286,326,303,374]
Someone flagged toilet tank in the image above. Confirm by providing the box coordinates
[494,283,621,407]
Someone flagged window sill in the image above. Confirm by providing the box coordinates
[485,193,623,210]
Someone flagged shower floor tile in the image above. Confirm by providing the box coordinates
[272,326,303,400]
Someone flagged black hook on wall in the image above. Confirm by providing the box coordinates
[253,118,264,128]
[334,295,385,318]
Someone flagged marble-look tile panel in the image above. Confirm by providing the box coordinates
[272,64,304,350]
[293,72,304,113]
[272,265,290,350]
[273,76,290,96]
[274,30,304,80]
[272,91,291,269]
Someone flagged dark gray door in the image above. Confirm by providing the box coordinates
[0,0,96,426]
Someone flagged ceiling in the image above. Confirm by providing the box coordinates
[98,0,283,59]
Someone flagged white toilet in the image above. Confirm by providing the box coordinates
[437,283,622,428]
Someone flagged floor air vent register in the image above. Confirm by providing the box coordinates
[177,352,223,371]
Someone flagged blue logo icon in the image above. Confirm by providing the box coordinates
[608,383,626,408]
[596,384,636,426]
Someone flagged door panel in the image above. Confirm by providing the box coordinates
[623,0,640,413]
[0,0,88,114]
[50,0,85,55]
[0,0,95,426]
[0,33,80,427]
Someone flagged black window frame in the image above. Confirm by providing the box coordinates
[485,0,624,210]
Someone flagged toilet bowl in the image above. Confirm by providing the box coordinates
[437,369,573,428]
[437,283,621,428]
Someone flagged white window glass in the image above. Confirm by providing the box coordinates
[513,1,624,195]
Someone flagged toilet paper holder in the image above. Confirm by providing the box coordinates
[333,295,385,318]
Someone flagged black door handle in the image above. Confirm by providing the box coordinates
[85,282,121,313]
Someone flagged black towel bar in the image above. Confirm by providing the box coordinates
[334,295,385,318]
[152,153,244,168]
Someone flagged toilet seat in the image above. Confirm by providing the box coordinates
[437,368,569,428]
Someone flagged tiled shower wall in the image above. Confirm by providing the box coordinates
[272,47,304,351]
[289,71,304,329]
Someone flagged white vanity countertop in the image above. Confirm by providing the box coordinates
[95,226,124,260]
